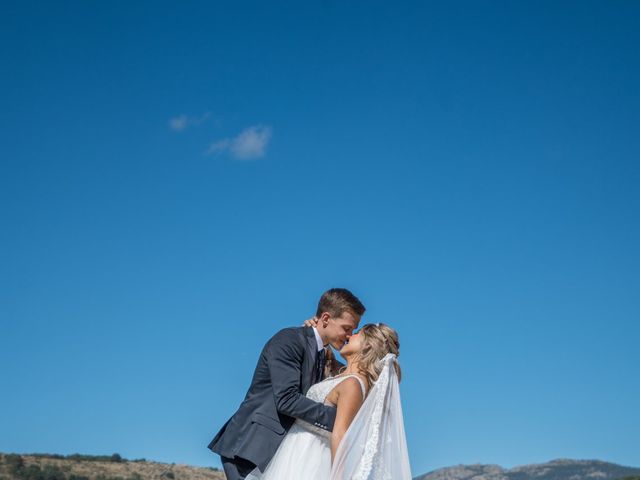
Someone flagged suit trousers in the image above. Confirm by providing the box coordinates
[221,456,257,480]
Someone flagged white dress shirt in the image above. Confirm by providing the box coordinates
[312,327,325,352]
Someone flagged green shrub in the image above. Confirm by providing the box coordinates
[68,475,89,480]
[5,455,24,473]
[41,464,67,480]
[67,454,125,463]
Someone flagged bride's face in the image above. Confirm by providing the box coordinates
[339,329,363,357]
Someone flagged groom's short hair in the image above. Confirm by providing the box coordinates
[316,288,366,318]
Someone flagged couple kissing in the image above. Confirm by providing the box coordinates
[208,288,411,480]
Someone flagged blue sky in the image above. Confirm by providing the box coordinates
[1,0,639,476]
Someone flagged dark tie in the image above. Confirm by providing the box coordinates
[316,348,326,381]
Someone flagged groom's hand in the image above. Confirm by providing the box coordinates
[302,316,319,328]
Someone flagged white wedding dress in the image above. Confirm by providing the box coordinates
[246,374,366,480]
[246,354,412,480]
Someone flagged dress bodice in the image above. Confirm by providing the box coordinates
[295,374,367,439]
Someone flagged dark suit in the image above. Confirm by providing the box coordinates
[208,326,337,479]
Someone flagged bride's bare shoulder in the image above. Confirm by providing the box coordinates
[337,375,367,399]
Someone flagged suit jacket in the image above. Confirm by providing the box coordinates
[208,326,337,471]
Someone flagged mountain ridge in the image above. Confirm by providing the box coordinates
[415,457,640,480]
[2,452,639,480]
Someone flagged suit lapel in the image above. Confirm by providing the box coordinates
[302,327,318,390]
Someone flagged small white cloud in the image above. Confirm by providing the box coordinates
[205,125,273,160]
[206,138,231,155]
[169,115,188,131]
[169,111,211,132]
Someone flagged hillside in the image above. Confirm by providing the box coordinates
[0,454,224,480]
[3,453,640,480]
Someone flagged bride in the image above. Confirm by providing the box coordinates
[246,323,412,480]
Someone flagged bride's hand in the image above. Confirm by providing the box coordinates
[302,316,319,328]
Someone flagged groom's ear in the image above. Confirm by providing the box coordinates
[318,312,331,327]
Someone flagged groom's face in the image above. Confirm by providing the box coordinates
[324,310,360,350]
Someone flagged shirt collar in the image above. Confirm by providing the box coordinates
[312,327,325,352]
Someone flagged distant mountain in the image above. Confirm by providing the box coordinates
[414,458,640,480]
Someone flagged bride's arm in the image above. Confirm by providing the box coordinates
[330,377,365,461]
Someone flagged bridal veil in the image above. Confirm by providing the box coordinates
[330,353,412,480]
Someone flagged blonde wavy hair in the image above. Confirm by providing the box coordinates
[346,323,401,389]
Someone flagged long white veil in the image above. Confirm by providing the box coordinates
[330,353,412,480]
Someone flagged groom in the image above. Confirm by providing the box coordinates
[207,288,365,480]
